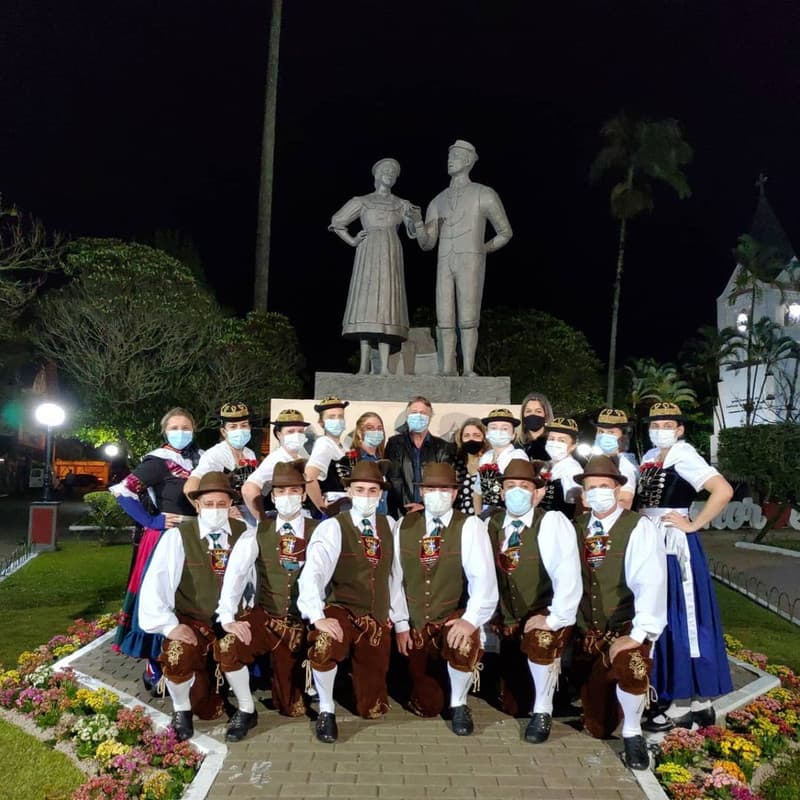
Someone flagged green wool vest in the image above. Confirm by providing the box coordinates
[256,516,319,618]
[175,518,246,625]
[573,510,638,633]
[488,509,553,625]
[398,511,467,628]
[328,513,394,622]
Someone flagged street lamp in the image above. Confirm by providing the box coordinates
[104,444,120,458]
[34,402,66,502]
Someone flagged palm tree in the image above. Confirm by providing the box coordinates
[254,0,283,311]
[681,324,740,430]
[727,234,789,425]
[591,114,693,405]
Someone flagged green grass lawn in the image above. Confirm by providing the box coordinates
[0,541,129,669]
[0,717,84,799]
[715,581,800,672]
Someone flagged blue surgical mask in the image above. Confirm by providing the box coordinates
[324,418,346,437]
[166,430,193,450]
[505,487,533,516]
[595,432,619,455]
[364,431,384,447]
[407,412,429,433]
[226,428,251,449]
[486,429,513,449]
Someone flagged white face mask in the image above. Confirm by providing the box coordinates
[650,428,678,449]
[486,429,514,449]
[423,490,454,516]
[351,495,380,517]
[585,487,617,515]
[545,440,568,462]
[274,494,303,518]
[199,507,228,531]
[283,432,307,452]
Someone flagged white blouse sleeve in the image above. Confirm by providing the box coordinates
[668,442,719,492]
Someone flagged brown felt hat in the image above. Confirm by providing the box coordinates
[499,459,546,489]
[414,462,459,488]
[343,459,390,489]
[187,471,240,501]
[574,455,626,486]
[271,460,308,489]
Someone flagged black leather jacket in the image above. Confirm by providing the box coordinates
[385,431,455,516]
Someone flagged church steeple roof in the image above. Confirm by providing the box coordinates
[750,173,796,266]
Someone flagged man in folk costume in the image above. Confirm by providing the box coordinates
[487,459,582,743]
[139,472,248,741]
[298,460,404,743]
[214,461,318,741]
[571,456,667,771]
[394,463,497,736]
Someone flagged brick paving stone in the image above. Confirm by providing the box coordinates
[67,645,648,800]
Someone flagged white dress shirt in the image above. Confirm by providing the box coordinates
[391,509,498,634]
[550,455,583,504]
[190,440,257,478]
[585,506,667,644]
[499,508,582,630]
[138,517,236,637]
[479,445,528,473]
[297,509,402,626]
[245,445,311,492]
[216,513,306,625]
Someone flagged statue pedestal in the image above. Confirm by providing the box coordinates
[314,372,510,404]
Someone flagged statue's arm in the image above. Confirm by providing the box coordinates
[407,199,439,251]
[481,187,513,253]
[329,196,366,247]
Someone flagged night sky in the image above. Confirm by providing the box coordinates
[3,0,800,378]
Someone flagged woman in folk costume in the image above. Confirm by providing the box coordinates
[109,407,201,690]
[477,408,528,513]
[636,403,734,732]
[539,417,584,520]
[184,402,259,523]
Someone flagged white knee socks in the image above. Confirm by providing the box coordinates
[529,660,559,715]
[224,666,255,713]
[448,665,472,708]
[166,675,195,712]
[313,666,337,714]
[616,686,646,737]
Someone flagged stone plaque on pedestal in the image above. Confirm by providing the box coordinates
[314,373,510,404]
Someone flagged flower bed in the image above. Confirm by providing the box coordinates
[655,635,800,799]
[0,614,204,799]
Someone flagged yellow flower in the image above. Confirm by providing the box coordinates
[655,762,693,784]
[75,687,119,712]
[713,760,747,783]
[142,769,173,799]
[95,740,130,766]
[724,634,745,652]
[52,644,78,658]
[0,669,21,688]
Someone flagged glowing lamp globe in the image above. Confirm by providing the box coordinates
[34,402,66,427]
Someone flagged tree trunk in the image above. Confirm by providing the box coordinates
[606,215,627,406]
[744,287,756,425]
[253,0,283,312]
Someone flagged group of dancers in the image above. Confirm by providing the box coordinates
[109,395,734,771]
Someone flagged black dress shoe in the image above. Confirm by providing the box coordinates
[692,706,716,728]
[623,735,650,771]
[315,711,338,743]
[670,711,694,729]
[641,713,675,733]
[170,710,194,742]
[451,705,474,736]
[225,709,259,742]
[524,712,552,743]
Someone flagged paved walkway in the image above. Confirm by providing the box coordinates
[71,645,647,800]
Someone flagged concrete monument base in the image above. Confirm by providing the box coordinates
[314,372,510,404]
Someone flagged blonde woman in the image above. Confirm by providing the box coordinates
[453,418,488,516]
[518,392,554,461]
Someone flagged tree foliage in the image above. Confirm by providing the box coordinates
[590,113,692,405]
[31,238,305,460]
[475,307,603,413]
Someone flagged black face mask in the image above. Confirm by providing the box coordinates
[462,440,484,455]
[524,415,546,432]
